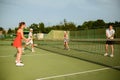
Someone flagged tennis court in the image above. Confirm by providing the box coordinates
[0,40,120,80]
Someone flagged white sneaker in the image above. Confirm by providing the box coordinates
[110,54,114,57]
[32,49,35,52]
[15,60,22,63]
[104,53,108,56]
[67,48,70,51]
[32,50,35,52]
[16,63,24,66]
[22,50,24,53]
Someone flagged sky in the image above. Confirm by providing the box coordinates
[0,0,120,29]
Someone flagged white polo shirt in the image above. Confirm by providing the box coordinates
[28,32,33,40]
[106,29,115,39]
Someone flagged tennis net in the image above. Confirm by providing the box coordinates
[35,39,120,70]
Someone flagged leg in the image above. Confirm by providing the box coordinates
[24,44,27,49]
[22,44,26,52]
[15,47,24,66]
[110,45,114,57]
[31,40,35,52]
[66,42,70,49]
[16,47,22,63]
[31,44,35,52]
[105,44,108,53]
[64,42,66,49]
[104,44,108,56]
[23,42,29,52]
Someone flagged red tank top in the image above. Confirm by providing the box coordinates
[13,32,22,48]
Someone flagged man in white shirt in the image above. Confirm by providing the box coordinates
[23,28,35,52]
[104,25,115,57]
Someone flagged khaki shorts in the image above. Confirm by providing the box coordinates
[64,39,69,43]
[26,40,33,45]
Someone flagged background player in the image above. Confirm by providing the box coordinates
[104,25,115,57]
[23,28,35,52]
[64,31,70,50]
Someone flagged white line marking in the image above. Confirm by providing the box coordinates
[0,54,47,58]
[36,67,110,80]
[0,55,13,58]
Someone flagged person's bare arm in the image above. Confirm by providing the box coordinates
[106,32,109,39]
[29,32,33,40]
[110,34,114,37]
[20,29,27,41]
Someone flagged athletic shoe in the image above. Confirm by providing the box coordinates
[67,48,70,51]
[110,54,114,57]
[22,50,24,53]
[104,53,108,56]
[32,50,35,52]
[15,60,22,63]
[32,48,35,52]
[16,63,24,67]
[64,48,66,50]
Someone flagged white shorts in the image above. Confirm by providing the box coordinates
[26,40,33,45]
[64,39,69,43]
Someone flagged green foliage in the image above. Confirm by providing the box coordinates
[29,23,39,33]
[2,19,120,35]
[0,27,4,31]
[7,28,14,34]
[27,20,77,33]
[29,23,45,33]
[0,27,6,35]
[38,22,45,33]
[44,27,52,33]
[81,19,106,29]
[43,19,77,33]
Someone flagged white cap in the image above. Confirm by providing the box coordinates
[30,28,33,30]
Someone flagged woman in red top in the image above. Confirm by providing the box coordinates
[13,22,27,66]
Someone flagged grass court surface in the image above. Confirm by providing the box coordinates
[0,40,120,80]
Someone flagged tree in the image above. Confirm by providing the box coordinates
[81,19,106,29]
[63,19,77,30]
[77,25,83,30]
[0,27,6,35]
[38,22,45,33]
[14,27,18,34]
[44,27,52,33]
[93,19,105,28]
[0,27,4,31]
[7,28,13,34]
[65,22,76,30]
[81,21,89,29]
[29,23,39,33]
